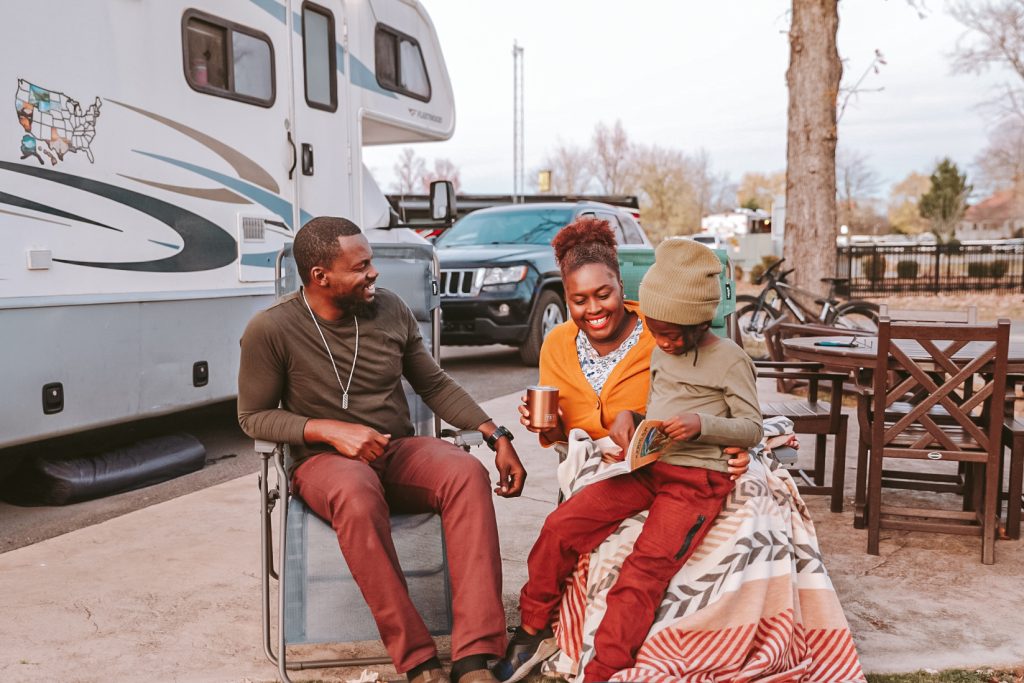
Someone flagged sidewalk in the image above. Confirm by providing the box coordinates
[1,386,1023,682]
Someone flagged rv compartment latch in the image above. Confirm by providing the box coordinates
[42,382,64,415]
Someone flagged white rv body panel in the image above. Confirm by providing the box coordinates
[0,0,453,449]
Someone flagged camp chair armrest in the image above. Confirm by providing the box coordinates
[255,440,280,456]
[440,428,484,449]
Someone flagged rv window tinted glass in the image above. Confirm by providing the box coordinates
[232,31,272,101]
[375,30,399,89]
[186,19,229,90]
[374,25,431,101]
[183,11,275,107]
[303,4,337,111]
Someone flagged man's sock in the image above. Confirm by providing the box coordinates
[407,656,443,681]
[450,654,490,683]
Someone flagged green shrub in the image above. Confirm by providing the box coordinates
[749,255,779,284]
[896,259,919,279]
[991,260,1009,279]
[862,254,887,281]
[945,238,962,250]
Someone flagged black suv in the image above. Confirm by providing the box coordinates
[435,201,651,365]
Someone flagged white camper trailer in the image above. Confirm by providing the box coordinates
[0,0,455,450]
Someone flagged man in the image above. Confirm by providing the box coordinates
[238,217,527,683]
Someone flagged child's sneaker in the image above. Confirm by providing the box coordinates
[492,626,557,683]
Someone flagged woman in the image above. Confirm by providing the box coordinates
[514,218,864,682]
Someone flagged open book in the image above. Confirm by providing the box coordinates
[589,419,667,484]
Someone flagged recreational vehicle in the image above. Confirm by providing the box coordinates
[1,0,454,450]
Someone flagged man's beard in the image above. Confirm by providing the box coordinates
[335,290,378,319]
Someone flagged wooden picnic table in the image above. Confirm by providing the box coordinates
[781,336,1024,375]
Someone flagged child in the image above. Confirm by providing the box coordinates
[495,238,763,683]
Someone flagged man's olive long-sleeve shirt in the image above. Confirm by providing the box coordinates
[238,288,489,475]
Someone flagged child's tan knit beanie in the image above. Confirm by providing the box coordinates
[639,238,722,325]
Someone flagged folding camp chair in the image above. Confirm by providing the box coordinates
[618,244,737,339]
[258,242,476,681]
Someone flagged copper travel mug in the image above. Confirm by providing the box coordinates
[526,385,559,430]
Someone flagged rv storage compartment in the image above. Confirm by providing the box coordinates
[2,433,206,506]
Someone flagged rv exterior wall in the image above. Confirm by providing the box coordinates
[0,0,455,449]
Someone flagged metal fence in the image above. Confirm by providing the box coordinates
[835,242,1024,295]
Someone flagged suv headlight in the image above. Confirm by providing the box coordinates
[481,265,528,286]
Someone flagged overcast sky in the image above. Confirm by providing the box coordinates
[363,1,1009,198]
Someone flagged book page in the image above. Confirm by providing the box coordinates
[626,419,667,470]
[587,419,667,485]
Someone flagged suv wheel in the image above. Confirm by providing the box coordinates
[519,290,564,366]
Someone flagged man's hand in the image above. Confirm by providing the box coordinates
[493,439,526,497]
[304,419,390,463]
[724,446,750,481]
[660,413,702,442]
[609,410,639,455]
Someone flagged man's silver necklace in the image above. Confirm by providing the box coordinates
[301,289,358,410]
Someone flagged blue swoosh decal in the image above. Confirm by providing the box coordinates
[241,250,278,268]
[134,150,297,228]
[0,161,236,272]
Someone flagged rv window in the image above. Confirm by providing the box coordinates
[374,25,431,101]
[183,11,275,107]
[302,3,337,111]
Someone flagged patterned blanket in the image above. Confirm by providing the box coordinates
[542,418,865,682]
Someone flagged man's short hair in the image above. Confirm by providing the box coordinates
[293,217,362,285]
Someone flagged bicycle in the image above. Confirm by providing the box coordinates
[735,258,879,357]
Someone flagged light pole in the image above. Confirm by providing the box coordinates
[512,41,524,203]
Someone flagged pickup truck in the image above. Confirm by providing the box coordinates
[435,201,651,365]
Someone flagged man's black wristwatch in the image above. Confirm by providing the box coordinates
[485,425,514,451]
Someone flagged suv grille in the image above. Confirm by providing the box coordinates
[440,268,482,297]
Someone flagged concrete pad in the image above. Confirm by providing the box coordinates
[1,388,1023,682]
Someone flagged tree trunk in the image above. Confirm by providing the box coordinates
[785,0,842,299]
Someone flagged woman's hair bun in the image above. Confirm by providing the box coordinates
[551,217,617,265]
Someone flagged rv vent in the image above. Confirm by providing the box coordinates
[241,216,266,242]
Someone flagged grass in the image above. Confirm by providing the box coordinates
[867,669,1023,683]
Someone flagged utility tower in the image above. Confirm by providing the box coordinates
[512,41,524,203]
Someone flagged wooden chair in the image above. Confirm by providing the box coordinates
[851,309,980,528]
[878,304,977,324]
[865,318,1010,564]
[756,361,850,512]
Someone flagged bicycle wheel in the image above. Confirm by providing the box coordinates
[735,295,780,359]
[828,300,879,333]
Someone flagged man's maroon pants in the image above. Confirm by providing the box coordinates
[292,436,507,673]
[519,462,734,683]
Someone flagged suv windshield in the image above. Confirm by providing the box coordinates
[435,207,576,247]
